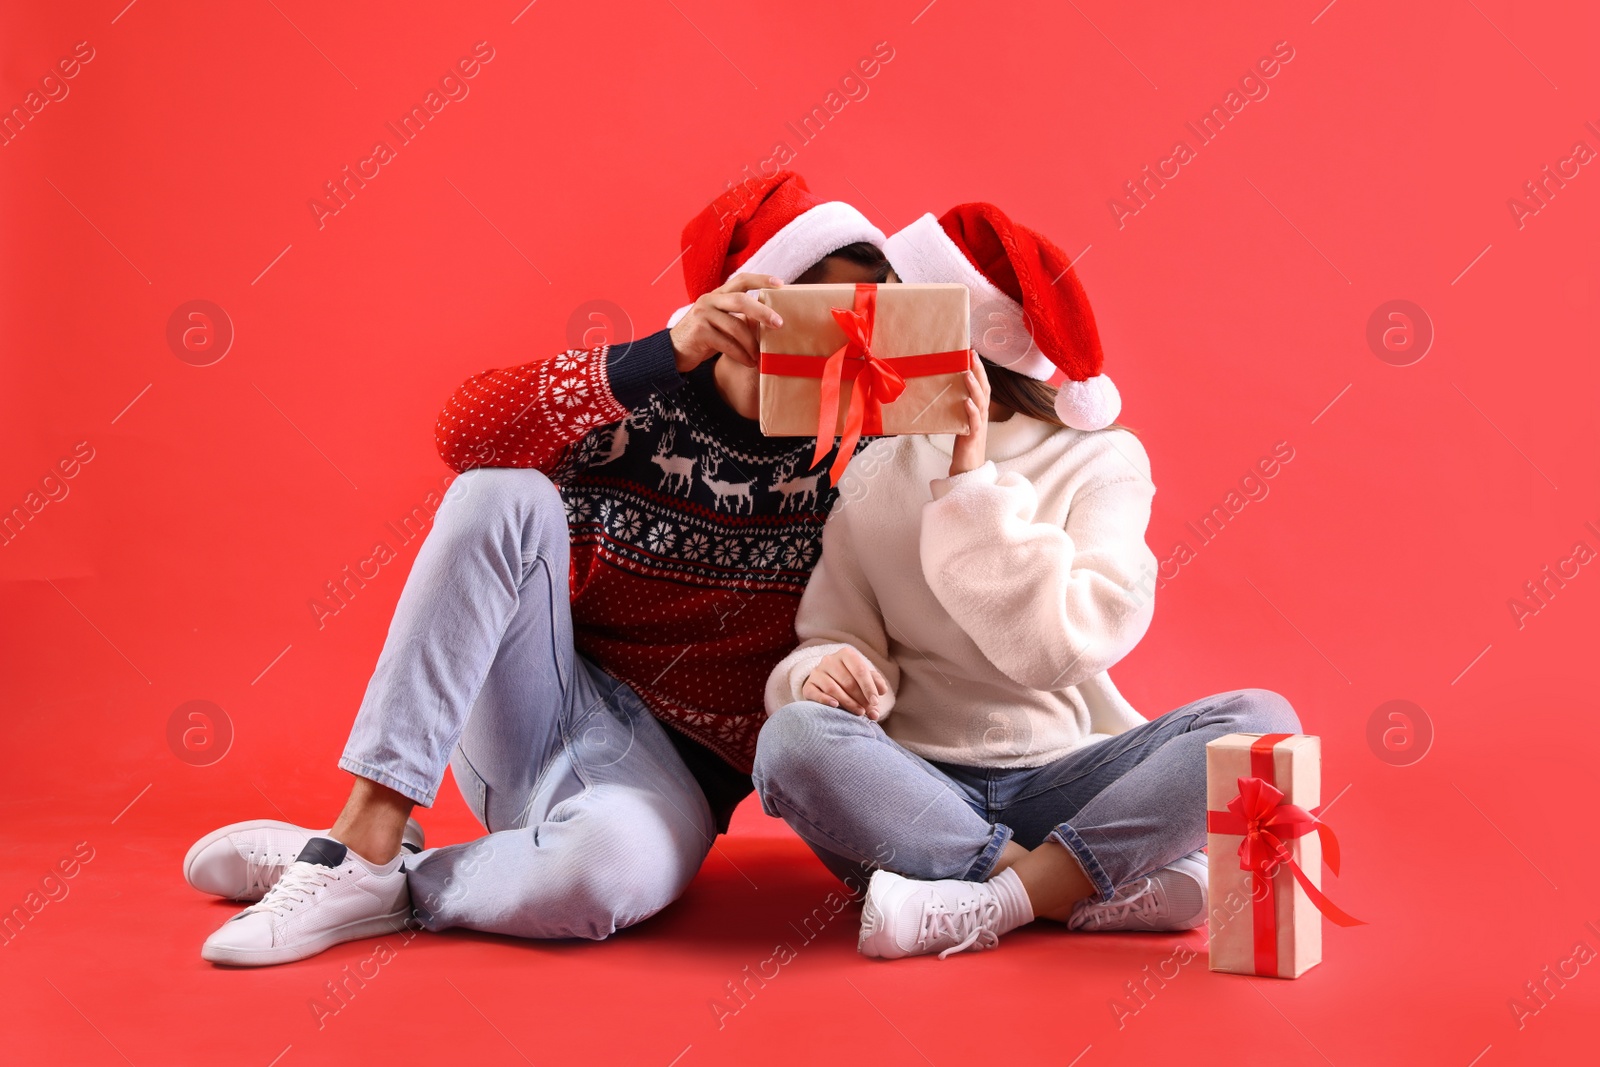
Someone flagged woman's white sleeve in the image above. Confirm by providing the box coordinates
[918,445,1158,691]
[764,502,901,717]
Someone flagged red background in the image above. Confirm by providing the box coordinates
[3,1,1596,1064]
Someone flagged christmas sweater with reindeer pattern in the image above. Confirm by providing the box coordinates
[435,329,857,777]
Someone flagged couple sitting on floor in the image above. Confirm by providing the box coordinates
[184,171,1298,965]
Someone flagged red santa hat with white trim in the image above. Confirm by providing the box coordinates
[667,171,886,326]
[883,203,1120,431]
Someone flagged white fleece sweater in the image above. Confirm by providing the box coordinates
[765,413,1158,767]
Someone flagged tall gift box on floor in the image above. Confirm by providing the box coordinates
[758,282,970,483]
[1206,733,1364,978]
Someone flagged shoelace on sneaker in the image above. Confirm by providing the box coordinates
[919,895,1002,960]
[1078,878,1161,929]
[242,849,296,894]
[242,861,346,917]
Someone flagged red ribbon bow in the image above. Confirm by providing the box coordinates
[760,283,969,484]
[1205,734,1365,976]
[808,285,906,484]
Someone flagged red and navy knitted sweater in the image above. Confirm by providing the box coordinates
[435,329,855,802]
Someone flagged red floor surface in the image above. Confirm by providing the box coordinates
[4,0,1598,1064]
[5,718,1600,1067]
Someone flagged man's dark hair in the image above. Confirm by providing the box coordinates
[795,241,892,284]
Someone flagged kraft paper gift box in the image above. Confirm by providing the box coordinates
[757,283,970,482]
[1205,732,1364,979]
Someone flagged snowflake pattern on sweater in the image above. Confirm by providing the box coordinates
[435,331,859,772]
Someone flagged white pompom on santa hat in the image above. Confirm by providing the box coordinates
[667,171,886,327]
[884,203,1121,431]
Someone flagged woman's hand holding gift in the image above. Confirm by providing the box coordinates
[948,350,990,478]
[802,646,890,720]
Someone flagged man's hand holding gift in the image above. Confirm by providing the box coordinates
[669,273,786,373]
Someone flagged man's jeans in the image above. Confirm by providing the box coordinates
[340,468,716,939]
[752,690,1300,902]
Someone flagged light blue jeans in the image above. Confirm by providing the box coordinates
[752,690,1299,902]
[340,468,716,939]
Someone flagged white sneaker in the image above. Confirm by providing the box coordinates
[183,817,424,902]
[200,838,412,967]
[1067,852,1208,932]
[858,870,1006,960]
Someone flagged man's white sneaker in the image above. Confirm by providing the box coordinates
[1067,852,1209,932]
[183,817,424,902]
[859,869,1017,960]
[200,838,412,967]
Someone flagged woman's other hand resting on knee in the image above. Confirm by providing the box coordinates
[801,646,889,720]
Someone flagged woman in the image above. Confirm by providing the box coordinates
[752,204,1300,960]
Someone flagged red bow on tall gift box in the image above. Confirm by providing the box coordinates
[1205,733,1365,978]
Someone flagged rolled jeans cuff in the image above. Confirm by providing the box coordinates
[1048,822,1117,902]
[968,821,1015,881]
[338,756,438,808]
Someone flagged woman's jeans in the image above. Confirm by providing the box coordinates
[339,468,717,940]
[752,690,1300,902]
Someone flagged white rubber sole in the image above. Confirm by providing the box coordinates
[182,819,315,901]
[201,906,413,967]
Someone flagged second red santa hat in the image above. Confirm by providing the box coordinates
[884,203,1120,431]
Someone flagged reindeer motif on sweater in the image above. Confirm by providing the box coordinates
[433,336,871,771]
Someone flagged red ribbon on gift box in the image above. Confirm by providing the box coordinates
[759,283,968,484]
[1205,733,1366,976]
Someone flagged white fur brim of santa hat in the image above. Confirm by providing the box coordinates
[884,211,1121,431]
[666,202,886,328]
[885,213,1052,379]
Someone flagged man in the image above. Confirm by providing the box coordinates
[186,172,894,964]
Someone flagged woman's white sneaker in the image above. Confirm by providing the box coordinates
[859,868,1032,960]
[183,818,424,902]
[1067,852,1208,932]
[200,838,413,967]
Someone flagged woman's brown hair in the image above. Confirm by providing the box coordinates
[981,357,1136,436]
